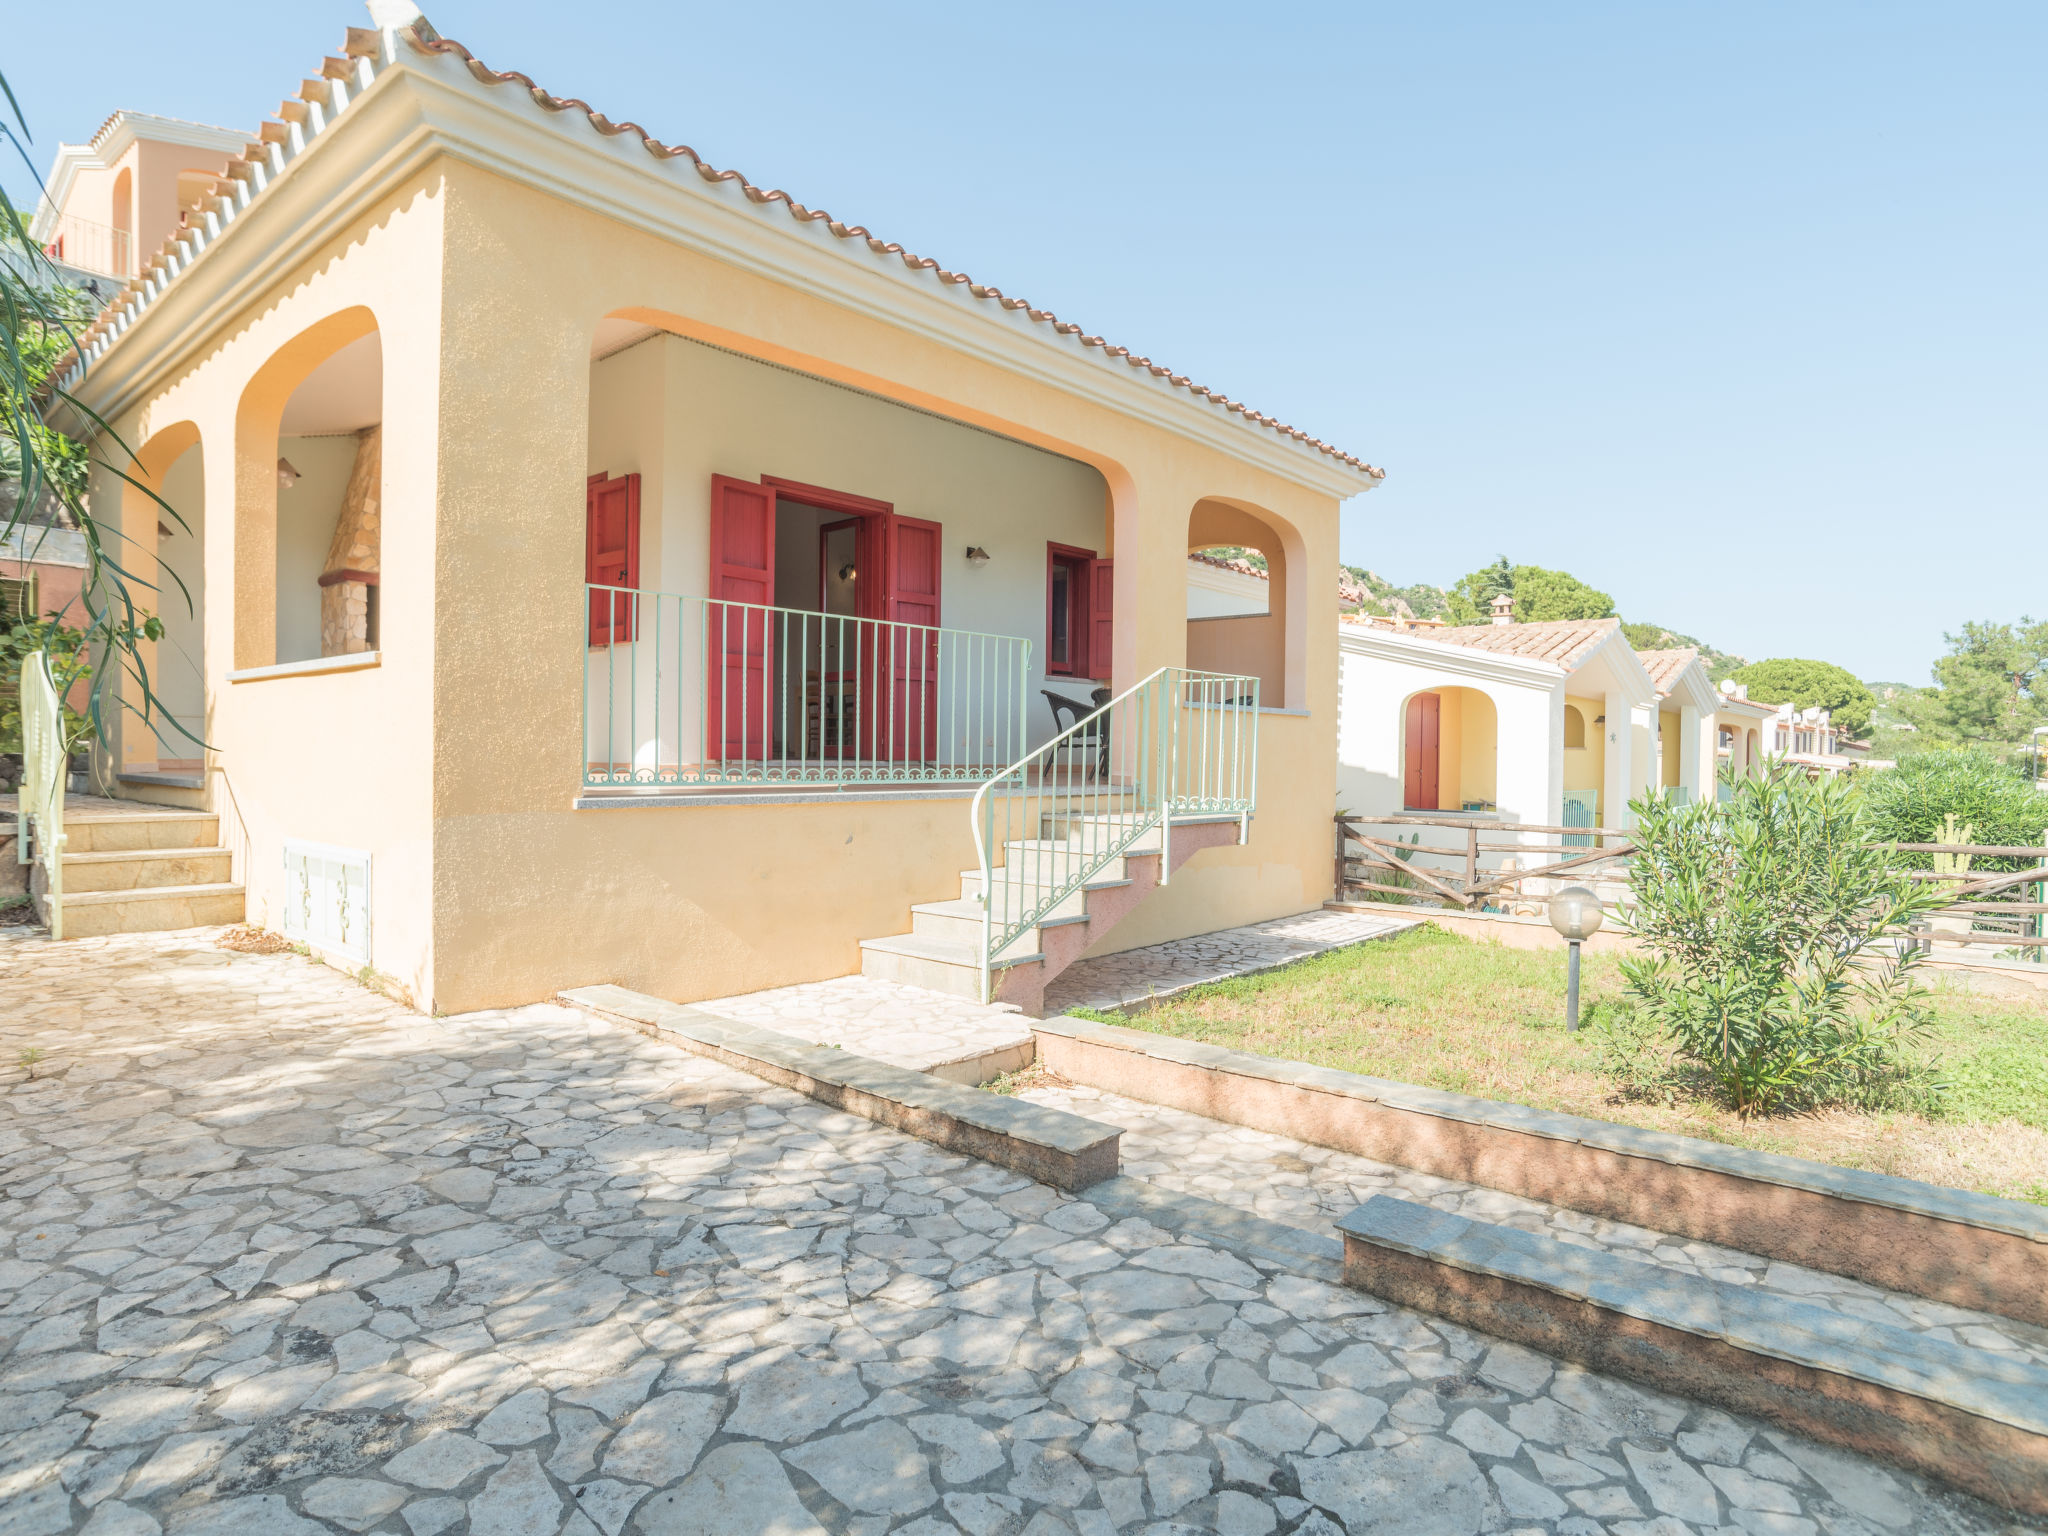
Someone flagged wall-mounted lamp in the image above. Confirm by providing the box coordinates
[965,546,991,566]
[837,562,857,583]
[276,457,301,490]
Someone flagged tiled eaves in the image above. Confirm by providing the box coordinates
[54,32,392,393]
[403,22,1384,481]
[58,18,1386,485]
[1187,550,1270,581]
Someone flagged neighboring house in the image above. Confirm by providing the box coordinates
[1336,611,1669,867]
[0,521,87,631]
[1761,700,1887,776]
[39,11,1382,1014]
[1185,551,1270,620]
[1637,647,1723,804]
[28,112,245,287]
[1712,680,1777,784]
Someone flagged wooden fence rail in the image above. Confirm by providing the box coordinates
[1335,813,1633,913]
[1335,814,2048,947]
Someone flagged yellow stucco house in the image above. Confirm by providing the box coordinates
[42,9,1382,1015]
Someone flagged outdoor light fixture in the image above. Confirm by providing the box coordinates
[837,562,856,583]
[276,457,301,490]
[1547,885,1605,1031]
[965,546,991,566]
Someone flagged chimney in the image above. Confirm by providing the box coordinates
[1489,592,1515,626]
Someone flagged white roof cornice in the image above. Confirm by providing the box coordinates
[1337,622,1568,689]
[32,112,247,240]
[61,24,1382,499]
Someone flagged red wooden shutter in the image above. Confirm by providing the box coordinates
[1404,692,1440,810]
[885,515,942,763]
[1088,558,1114,683]
[585,472,640,645]
[708,475,776,762]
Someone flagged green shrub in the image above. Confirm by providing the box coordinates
[1860,748,2048,867]
[1620,766,1948,1116]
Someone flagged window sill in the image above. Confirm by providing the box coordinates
[227,651,381,684]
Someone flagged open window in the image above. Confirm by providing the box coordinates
[1046,541,1111,681]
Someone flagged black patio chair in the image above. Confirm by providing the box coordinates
[1042,686,1112,780]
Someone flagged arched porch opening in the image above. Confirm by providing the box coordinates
[120,422,207,772]
[234,307,383,669]
[1401,685,1498,812]
[1186,498,1300,709]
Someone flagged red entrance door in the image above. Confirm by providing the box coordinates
[708,476,775,762]
[1404,692,1440,810]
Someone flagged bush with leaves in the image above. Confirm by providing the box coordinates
[1619,767,1948,1116]
[1860,747,2048,871]
[3,79,189,754]
[2,608,160,755]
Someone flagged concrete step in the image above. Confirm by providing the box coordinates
[64,812,220,854]
[908,900,1062,962]
[959,867,1135,904]
[1001,838,1137,877]
[61,847,232,892]
[56,882,245,937]
[918,889,1086,934]
[1337,1194,2048,1517]
[859,932,1040,998]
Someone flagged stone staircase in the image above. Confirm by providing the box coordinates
[35,804,245,938]
[859,810,1243,1014]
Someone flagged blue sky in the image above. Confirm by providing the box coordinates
[7,2,2042,682]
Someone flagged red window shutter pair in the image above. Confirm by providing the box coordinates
[1045,544,1115,684]
[585,472,641,645]
[705,474,945,763]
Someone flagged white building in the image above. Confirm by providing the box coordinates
[1337,613,1681,874]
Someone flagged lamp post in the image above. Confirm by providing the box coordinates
[1547,885,1605,1031]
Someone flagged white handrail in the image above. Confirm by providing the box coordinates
[969,666,1259,1001]
[17,650,67,939]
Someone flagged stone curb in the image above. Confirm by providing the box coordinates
[1031,1013,2048,1326]
[561,984,1120,1190]
[1081,1175,1346,1279]
[1338,1193,2048,1516]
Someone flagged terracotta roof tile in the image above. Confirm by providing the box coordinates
[1635,647,1700,695]
[1187,551,1269,581]
[57,17,1386,484]
[1415,617,1621,671]
[404,22,1383,479]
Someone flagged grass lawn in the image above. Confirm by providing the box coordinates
[1094,922,2048,1206]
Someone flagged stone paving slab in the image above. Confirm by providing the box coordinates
[1020,1077,2048,1369]
[1033,1013,2048,1326]
[0,928,2034,1536]
[1043,909,1418,1015]
[1338,1196,2048,1513]
[696,973,1035,1080]
[562,984,1119,1190]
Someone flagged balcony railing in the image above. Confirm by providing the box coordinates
[39,215,132,280]
[583,585,1033,790]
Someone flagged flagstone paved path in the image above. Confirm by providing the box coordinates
[0,929,2033,1536]
[1043,910,1417,1016]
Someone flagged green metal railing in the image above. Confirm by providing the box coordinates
[16,650,66,939]
[970,667,1260,999]
[583,584,1033,789]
